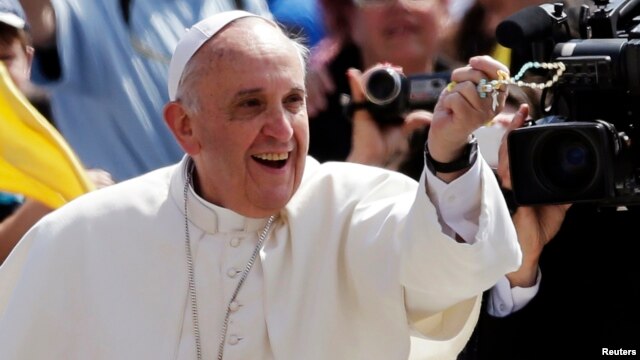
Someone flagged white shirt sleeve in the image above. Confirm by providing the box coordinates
[424,157,482,244]
[486,269,542,317]
[424,156,539,317]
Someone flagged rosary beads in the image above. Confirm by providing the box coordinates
[476,61,567,111]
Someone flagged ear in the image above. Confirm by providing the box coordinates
[438,0,451,26]
[25,46,34,78]
[163,101,201,155]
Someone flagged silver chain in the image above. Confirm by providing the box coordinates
[184,169,202,360]
[184,166,277,360]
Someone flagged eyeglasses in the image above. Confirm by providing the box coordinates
[354,0,437,8]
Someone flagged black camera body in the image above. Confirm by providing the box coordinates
[500,0,640,206]
[343,66,450,126]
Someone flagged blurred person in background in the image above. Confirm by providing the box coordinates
[440,0,588,71]
[18,0,272,181]
[0,0,114,264]
[440,0,549,70]
[306,0,460,180]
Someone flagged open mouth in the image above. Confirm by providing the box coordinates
[384,24,417,37]
[252,152,289,169]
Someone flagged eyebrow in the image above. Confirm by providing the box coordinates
[234,86,306,97]
[235,88,262,97]
[291,85,306,93]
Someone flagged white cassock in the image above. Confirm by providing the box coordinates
[0,155,521,359]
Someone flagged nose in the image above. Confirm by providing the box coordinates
[262,106,294,141]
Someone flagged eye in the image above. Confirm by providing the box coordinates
[284,93,306,113]
[239,97,263,109]
[230,95,267,120]
[0,53,15,62]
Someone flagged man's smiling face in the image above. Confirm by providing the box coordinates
[177,18,309,218]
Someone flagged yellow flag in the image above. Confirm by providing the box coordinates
[0,62,94,209]
[491,44,512,69]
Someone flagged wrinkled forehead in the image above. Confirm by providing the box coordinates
[184,19,307,90]
[201,19,296,64]
[174,18,307,105]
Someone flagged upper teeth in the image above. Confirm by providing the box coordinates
[254,153,288,161]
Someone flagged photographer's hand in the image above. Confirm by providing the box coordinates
[497,104,571,288]
[306,38,338,118]
[344,66,430,170]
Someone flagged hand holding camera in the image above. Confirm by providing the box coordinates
[343,64,450,126]
[344,65,432,170]
[499,0,640,206]
[344,57,511,182]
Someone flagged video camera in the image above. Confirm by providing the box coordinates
[342,66,451,126]
[499,0,640,206]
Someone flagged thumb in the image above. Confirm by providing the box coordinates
[506,103,529,132]
[346,68,365,103]
[497,104,529,189]
[403,110,432,136]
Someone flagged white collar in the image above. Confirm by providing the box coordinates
[169,155,270,234]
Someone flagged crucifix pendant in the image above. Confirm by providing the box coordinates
[491,90,499,112]
[477,78,500,112]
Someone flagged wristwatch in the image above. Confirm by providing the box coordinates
[425,135,478,174]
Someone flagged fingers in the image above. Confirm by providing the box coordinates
[468,55,510,79]
[384,127,410,170]
[346,65,422,169]
[345,67,392,166]
[86,168,116,189]
[448,55,511,120]
[505,103,529,132]
[346,67,365,103]
[306,67,333,117]
[317,64,336,94]
[440,81,490,126]
[306,39,340,118]
[497,104,529,190]
[403,110,432,136]
[449,56,509,89]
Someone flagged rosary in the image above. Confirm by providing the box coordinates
[451,61,567,111]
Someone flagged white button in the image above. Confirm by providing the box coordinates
[229,301,240,312]
[228,335,241,345]
[499,303,506,312]
[447,194,456,203]
[230,237,241,247]
[227,268,239,278]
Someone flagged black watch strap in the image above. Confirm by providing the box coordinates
[425,136,478,174]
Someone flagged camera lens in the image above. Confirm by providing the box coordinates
[364,67,403,105]
[534,130,598,193]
